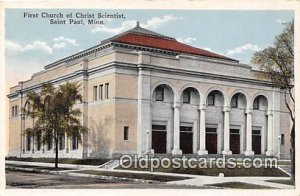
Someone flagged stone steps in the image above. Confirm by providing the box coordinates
[145,153,269,159]
[99,160,120,170]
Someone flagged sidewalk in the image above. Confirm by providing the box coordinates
[6,160,102,169]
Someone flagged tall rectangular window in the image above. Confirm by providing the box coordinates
[72,132,78,150]
[123,126,129,140]
[155,87,164,101]
[99,84,103,100]
[14,106,18,117]
[26,134,31,151]
[12,106,15,117]
[105,83,109,99]
[47,132,53,151]
[59,134,65,150]
[37,131,41,151]
[281,134,285,145]
[93,86,98,101]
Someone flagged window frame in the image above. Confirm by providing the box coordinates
[123,126,129,141]
[182,90,191,104]
[253,97,260,110]
[36,130,42,151]
[155,87,164,101]
[72,132,78,150]
[26,133,31,151]
[99,84,103,100]
[93,85,98,101]
[152,125,167,131]
[105,83,109,99]
[180,126,193,132]
[47,132,53,151]
[231,94,238,108]
[281,134,285,145]
[206,128,217,133]
[59,133,65,150]
[14,106,18,117]
[12,106,15,117]
[207,94,215,106]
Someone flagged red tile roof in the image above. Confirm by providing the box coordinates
[112,33,237,62]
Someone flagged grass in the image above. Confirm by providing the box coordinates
[266,179,295,186]
[6,157,110,166]
[117,160,289,177]
[74,170,190,182]
[206,182,274,189]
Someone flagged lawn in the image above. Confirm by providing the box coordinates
[74,170,190,182]
[206,182,274,189]
[6,157,110,166]
[116,160,289,177]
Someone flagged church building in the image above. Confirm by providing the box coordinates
[7,22,292,159]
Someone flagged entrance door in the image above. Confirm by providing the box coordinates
[152,125,167,153]
[252,130,261,154]
[230,129,240,154]
[206,128,217,154]
[180,126,193,154]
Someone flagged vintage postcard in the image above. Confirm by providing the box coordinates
[0,0,299,195]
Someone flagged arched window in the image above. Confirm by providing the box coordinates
[253,97,260,110]
[24,101,31,117]
[231,94,238,108]
[182,90,191,104]
[155,86,164,101]
[27,102,31,113]
[207,94,215,106]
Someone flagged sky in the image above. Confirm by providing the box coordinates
[5,9,294,90]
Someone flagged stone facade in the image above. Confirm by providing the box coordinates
[7,25,292,159]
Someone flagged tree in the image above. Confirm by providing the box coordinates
[251,21,294,181]
[24,82,88,168]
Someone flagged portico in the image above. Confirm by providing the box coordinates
[145,75,275,157]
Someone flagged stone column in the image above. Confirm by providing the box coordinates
[172,102,182,155]
[81,59,89,158]
[18,82,24,156]
[266,111,273,156]
[222,106,232,155]
[244,109,254,156]
[65,132,68,153]
[137,52,152,156]
[198,104,208,155]
[32,118,35,154]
